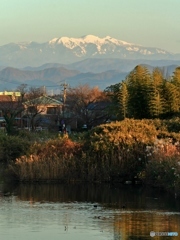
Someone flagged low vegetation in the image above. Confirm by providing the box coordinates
[8,135,83,182]
[0,118,179,197]
[83,119,157,182]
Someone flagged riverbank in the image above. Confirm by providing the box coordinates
[2,118,180,197]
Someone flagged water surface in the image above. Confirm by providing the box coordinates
[0,183,179,240]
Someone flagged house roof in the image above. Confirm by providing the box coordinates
[0,95,23,109]
[0,91,21,97]
[87,101,110,110]
[0,95,14,101]
[24,95,63,106]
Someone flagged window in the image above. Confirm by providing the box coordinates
[47,107,57,114]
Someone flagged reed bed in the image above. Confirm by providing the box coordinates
[7,119,180,195]
[9,135,84,182]
[145,138,180,194]
[82,119,157,182]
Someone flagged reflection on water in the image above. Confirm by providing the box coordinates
[0,183,179,240]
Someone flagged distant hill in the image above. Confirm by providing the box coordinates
[0,66,79,81]
[0,66,128,91]
[66,58,180,74]
[0,62,179,91]
[21,58,180,74]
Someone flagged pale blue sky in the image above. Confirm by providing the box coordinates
[1,0,180,53]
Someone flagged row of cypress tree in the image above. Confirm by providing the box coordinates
[106,65,180,119]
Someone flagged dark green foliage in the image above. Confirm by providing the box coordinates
[0,133,30,164]
[117,81,129,119]
[145,156,180,191]
[165,118,180,133]
[150,117,180,135]
[107,65,180,119]
[104,83,121,119]
[148,69,164,117]
[126,65,152,119]
[163,81,179,114]
[172,66,180,87]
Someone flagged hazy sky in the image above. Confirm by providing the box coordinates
[1,0,180,53]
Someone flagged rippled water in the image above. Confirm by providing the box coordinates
[0,183,179,240]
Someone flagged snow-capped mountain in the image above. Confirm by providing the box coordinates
[49,35,169,57]
[0,35,179,67]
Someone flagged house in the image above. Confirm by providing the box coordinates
[0,94,23,129]
[0,91,21,98]
[85,101,111,128]
[0,92,78,131]
[23,95,64,130]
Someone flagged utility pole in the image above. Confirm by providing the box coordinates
[60,81,69,118]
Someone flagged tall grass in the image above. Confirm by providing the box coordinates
[7,118,180,196]
[9,119,157,182]
[83,119,157,182]
[9,135,84,182]
[145,138,180,194]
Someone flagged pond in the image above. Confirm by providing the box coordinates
[0,183,179,240]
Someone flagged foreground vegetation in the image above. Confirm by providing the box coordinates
[1,118,180,197]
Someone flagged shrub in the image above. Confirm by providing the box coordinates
[0,133,30,165]
[145,141,180,193]
[9,135,84,182]
[83,119,157,182]
[6,117,180,195]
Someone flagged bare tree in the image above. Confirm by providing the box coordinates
[66,84,109,129]
[16,84,28,102]
[0,95,24,135]
[23,87,46,131]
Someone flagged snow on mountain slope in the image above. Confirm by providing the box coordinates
[0,35,178,67]
[49,35,134,47]
[48,34,170,57]
[48,35,143,57]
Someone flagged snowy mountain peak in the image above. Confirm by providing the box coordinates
[49,38,59,44]
[82,35,105,43]
[49,35,134,47]
[0,35,178,68]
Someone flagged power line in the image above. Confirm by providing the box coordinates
[0,78,66,88]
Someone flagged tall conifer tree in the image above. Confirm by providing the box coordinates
[126,65,151,119]
[118,81,129,119]
[149,68,164,117]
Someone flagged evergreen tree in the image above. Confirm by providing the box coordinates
[171,67,180,112]
[149,68,164,117]
[118,81,129,119]
[104,83,122,119]
[172,67,180,87]
[163,81,179,115]
[126,65,151,119]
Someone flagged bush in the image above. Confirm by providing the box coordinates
[9,135,84,182]
[145,141,180,193]
[149,117,180,134]
[17,129,57,142]
[0,133,30,164]
[83,119,157,182]
[6,118,180,196]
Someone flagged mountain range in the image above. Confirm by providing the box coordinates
[0,66,128,91]
[0,63,178,92]
[1,35,180,68]
[0,35,180,91]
